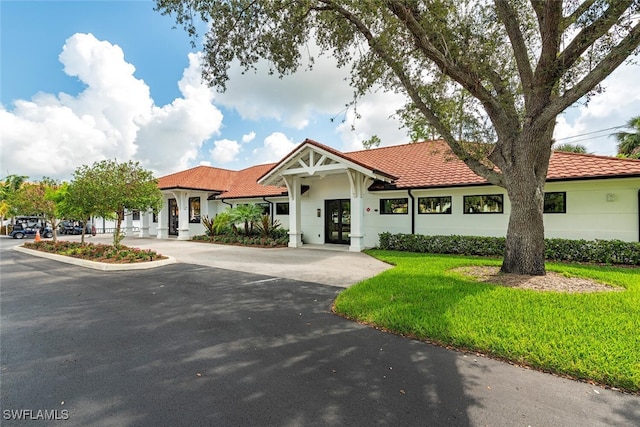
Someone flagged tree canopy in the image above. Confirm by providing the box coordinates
[68,159,162,246]
[615,115,640,158]
[553,143,589,154]
[156,0,640,275]
[0,174,28,231]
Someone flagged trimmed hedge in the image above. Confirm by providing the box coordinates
[378,232,640,265]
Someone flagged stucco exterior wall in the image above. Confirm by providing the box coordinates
[152,176,639,247]
[542,178,639,241]
[298,174,351,245]
[355,178,638,247]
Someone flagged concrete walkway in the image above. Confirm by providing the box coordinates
[50,234,392,287]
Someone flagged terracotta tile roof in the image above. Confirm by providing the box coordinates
[344,140,640,188]
[158,165,236,192]
[159,140,640,198]
[345,140,484,188]
[546,151,640,181]
[219,164,288,199]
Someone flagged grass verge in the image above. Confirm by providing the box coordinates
[333,250,640,393]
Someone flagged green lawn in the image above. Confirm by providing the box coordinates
[333,250,640,393]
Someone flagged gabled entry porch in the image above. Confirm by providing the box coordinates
[258,139,396,252]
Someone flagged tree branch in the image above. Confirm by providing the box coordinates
[534,22,640,129]
[560,0,598,31]
[494,0,534,97]
[531,0,563,93]
[556,0,633,74]
[385,0,517,140]
[316,0,505,186]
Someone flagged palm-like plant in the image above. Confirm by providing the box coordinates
[254,214,282,238]
[228,204,265,236]
[614,115,640,159]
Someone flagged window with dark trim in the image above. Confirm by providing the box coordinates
[189,197,201,223]
[257,202,270,216]
[463,194,504,214]
[380,198,409,214]
[276,202,290,215]
[418,196,452,214]
[544,192,566,213]
[132,210,140,221]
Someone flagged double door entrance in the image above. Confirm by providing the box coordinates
[325,199,350,244]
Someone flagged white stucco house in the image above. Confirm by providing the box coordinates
[139,139,640,251]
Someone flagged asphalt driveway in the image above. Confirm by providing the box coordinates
[1,248,639,426]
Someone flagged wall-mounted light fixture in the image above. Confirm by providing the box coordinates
[317,208,321,217]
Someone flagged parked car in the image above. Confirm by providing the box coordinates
[59,220,90,235]
[9,223,53,239]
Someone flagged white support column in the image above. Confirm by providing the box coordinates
[283,175,302,248]
[139,210,150,237]
[347,169,366,252]
[175,191,191,241]
[124,210,133,236]
[200,194,210,222]
[157,195,169,239]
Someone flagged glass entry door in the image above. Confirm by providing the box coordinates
[168,198,179,236]
[325,199,350,244]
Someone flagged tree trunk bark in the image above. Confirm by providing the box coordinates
[497,122,554,276]
[501,177,546,275]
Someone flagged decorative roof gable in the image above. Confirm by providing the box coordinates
[258,139,397,187]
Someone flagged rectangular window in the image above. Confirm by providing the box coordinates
[418,196,452,214]
[256,203,270,216]
[463,194,504,214]
[189,197,201,223]
[132,210,140,221]
[544,192,566,213]
[276,202,290,215]
[380,198,409,214]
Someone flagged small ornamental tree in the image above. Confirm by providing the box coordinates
[69,160,162,248]
[0,174,28,232]
[11,177,64,241]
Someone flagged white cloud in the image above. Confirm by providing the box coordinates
[335,90,409,151]
[0,34,223,179]
[135,52,223,175]
[553,62,640,155]
[210,139,241,163]
[216,44,354,130]
[251,132,297,164]
[242,131,256,143]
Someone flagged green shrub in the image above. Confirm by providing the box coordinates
[378,233,640,265]
[23,241,162,263]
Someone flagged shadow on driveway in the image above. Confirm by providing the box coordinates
[1,251,638,426]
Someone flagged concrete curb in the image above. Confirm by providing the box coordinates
[12,245,176,271]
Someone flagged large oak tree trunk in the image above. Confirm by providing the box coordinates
[502,177,546,275]
[497,123,554,276]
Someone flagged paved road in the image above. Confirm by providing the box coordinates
[1,247,639,426]
[9,233,392,287]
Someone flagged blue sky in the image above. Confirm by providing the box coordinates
[1,1,639,181]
